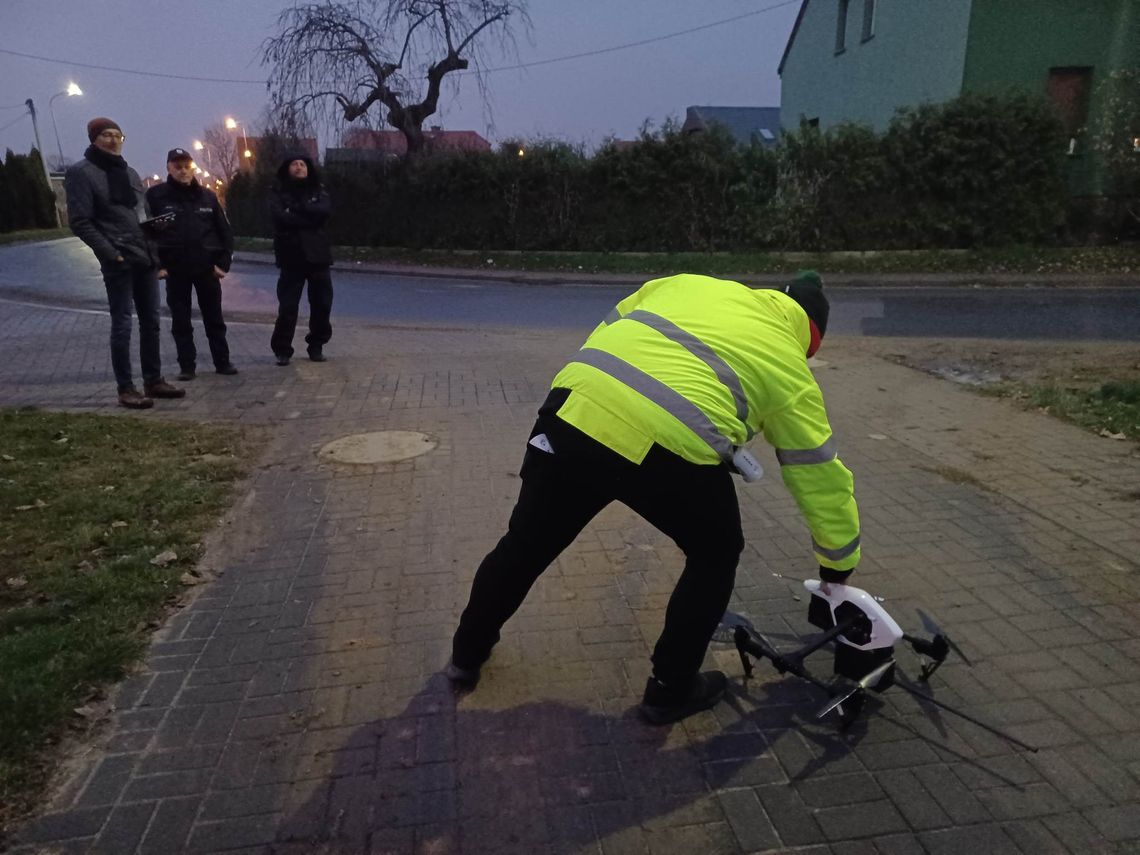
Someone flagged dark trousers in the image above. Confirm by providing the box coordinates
[102,261,162,392]
[165,270,230,371]
[452,400,744,688]
[271,265,333,358]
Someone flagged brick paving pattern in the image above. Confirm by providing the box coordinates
[2,297,1138,854]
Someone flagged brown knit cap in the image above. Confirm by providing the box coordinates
[87,117,122,142]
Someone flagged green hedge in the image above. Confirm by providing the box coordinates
[227,93,1073,252]
[0,149,56,234]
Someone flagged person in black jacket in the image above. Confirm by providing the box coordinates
[65,118,185,409]
[269,153,333,365]
[145,148,237,380]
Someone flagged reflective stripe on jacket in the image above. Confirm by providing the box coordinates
[550,273,860,571]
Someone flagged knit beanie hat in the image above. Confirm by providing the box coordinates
[784,271,829,335]
[87,117,122,142]
[783,270,829,356]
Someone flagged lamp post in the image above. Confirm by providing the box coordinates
[23,97,60,227]
[225,116,253,167]
[48,82,83,169]
[192,139,214,172]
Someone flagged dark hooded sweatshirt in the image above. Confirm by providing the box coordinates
[270,154,332,268]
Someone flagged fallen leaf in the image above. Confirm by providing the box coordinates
[100,485,116,493]
[179,572,200,585]
[14,499,48,511]
[1099,429,1126,441]
[111,521,128,529]
[868,434,888,441]
[1,454,14,462]
[76,560,94,574]
[150,550,178,567]
[6,576,28,589]
[73,705,98,719]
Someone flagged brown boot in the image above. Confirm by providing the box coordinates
[143,379,186,399]
[118,387,154,409]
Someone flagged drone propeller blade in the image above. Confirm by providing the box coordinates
[916,608,942,636]
[916,609,972,667]
[711,610,757,644]
[816,660,894,720]
[941,634,972,667]
[816,686,859,719]
[858,659,896,690]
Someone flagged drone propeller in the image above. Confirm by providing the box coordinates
[915,608,972,670]
[711,609,758,644]
[815,659,896,721]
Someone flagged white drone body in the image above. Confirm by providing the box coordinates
[803,579,904,651]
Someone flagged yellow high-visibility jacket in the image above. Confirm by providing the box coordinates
[551,274,860,572]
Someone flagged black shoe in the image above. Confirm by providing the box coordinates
[176,368,196,382]
[308,349,327,362]
[445,657,480,689]
[639,671,727,725]
[215,364,239,376]
[275,354,290,366]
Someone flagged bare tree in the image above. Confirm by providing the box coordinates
[202,123,240,179]
[263,0,529,157]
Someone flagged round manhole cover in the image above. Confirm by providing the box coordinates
[318,431,437,465]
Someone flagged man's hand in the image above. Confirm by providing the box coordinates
[115,255,124,263]
[157,268,167,279]
[213,265,226,280]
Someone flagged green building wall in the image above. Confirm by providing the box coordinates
[963,0,1140,194]
[780,0,974,132]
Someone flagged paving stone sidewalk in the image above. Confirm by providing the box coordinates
[2,298,1139,854]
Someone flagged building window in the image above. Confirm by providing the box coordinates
[806,117,820,129]
[1046,66,1094,152]
[836,0,849,53]
[862,0,876,41]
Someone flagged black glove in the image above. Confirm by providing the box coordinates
[819,565,852,585]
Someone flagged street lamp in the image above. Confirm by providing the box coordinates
[225,116,252,167]
[192,138,215,171]
[48,82,83,168]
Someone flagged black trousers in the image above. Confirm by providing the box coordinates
[271,264,333,358]
[452,392,744,688]
[165,270,230,371]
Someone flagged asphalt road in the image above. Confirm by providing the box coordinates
[3,238,1139,340]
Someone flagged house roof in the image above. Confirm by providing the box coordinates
[778,0,811,76]
[681,106,782,145]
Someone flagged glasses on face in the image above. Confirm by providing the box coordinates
[98,131,125,141]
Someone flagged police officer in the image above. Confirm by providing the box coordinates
[447,272,860,725]
[145,148,237,380]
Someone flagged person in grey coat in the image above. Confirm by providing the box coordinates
[65,117,184,408]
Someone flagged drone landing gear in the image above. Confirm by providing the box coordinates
[732,619,893,729]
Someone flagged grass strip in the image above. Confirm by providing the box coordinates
[233,237,1140,277]
[0,409,259,826]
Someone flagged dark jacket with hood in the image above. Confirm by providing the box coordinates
[145,176,234,274]
[270,154,332,268]
[65,147,153,267]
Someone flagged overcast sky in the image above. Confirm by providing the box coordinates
[1,0,799,177]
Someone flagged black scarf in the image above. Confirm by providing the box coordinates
[84,145,136,208]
